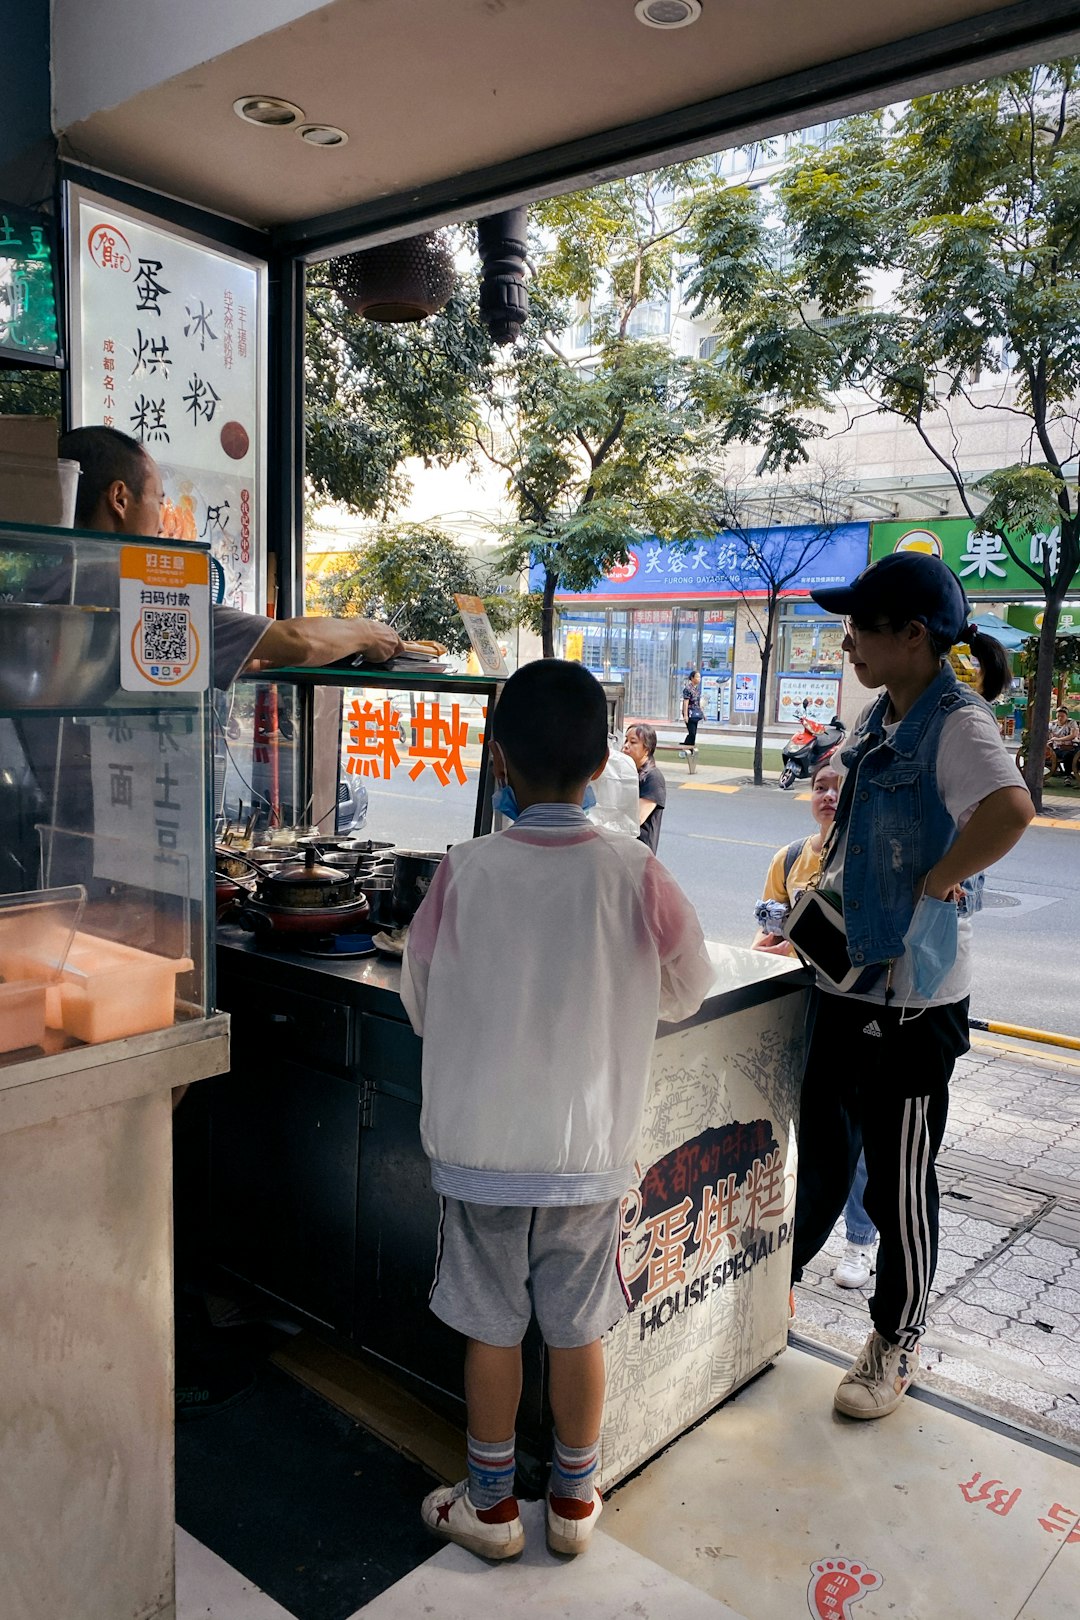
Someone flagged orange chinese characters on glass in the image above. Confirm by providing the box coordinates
[407,702,469,786]
[345,699,402,780]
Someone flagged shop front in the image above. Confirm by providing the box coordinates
[540,524,869,728]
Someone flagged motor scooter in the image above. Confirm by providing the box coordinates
[778,709,845,790]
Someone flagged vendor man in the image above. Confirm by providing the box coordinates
[59,426,402,686]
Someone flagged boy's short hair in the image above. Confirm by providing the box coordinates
[493,659,608,790]
[59,426,149,527]
[626,722,657,758]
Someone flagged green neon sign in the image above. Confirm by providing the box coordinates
[0,203,61,366]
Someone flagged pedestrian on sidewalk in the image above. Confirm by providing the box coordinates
[789,553,1033,1420]
[623,722,667,852]
[681,669,704,749]
[751,755,878,1289]
[401,661,713,1562]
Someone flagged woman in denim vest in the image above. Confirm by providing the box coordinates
[790,552,1033,1419]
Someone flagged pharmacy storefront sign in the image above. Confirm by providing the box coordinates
[870,519,1077,595]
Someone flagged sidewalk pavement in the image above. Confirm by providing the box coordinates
[793,1031,1080,1451]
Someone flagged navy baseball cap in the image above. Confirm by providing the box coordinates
[811,552,972,645]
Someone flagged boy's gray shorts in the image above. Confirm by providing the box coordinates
[429,1196,630,1349]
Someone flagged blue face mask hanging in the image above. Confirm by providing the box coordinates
[492,781,597,821]
[904,893,959,1002]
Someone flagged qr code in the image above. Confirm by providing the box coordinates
[142,609,190,664]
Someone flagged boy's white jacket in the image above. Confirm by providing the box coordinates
[400,821,714,1206]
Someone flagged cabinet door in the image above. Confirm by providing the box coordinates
[210,1058,360,1334]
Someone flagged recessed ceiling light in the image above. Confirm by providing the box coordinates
[298,124,349,148]
[635,0,702,27]
[233,95,306,128]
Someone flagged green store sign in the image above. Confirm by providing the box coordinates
[1005,603,1080,634]
[0,203,61,366]
[870,518,1077,596]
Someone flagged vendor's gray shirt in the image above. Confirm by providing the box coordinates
[213,606,271,690]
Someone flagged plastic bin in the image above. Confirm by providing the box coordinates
[47,933,195,1045]
[0,980,48,1055]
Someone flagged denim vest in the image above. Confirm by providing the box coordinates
[828,665,986,968]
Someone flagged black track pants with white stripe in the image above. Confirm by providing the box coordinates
[790,989,967,1351]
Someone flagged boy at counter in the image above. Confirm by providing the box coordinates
[401,659,713,1562]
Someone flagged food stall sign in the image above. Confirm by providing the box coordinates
[345,698,482,785]
[66,184,267,615]
[871,518,1080,596]
[454,593,509,677]
[0,203,62,366]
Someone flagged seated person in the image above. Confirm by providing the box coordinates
[1049,706,1079,772]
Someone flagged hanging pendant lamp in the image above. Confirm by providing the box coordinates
[329,231,456,323]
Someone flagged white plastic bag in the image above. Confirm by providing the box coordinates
[587,746,640,838]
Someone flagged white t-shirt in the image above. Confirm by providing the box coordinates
[819,699,1021,1008]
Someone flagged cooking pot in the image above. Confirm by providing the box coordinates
[254,846,361,910]
[242,894,371,939]
[359,877,396,929]
[392,850,444,924]
[215,844,262,882]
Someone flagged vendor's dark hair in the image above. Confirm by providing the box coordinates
[626,722,657,759]
[493,659,608,789]
[59,426,150,527]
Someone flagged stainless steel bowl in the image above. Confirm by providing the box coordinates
[0,603,121,708]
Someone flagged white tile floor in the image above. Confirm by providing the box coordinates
[176,1347,1080,1620]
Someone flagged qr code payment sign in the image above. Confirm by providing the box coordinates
[142,609,191,668]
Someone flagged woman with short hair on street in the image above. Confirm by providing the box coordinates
[789,552,1033,1419]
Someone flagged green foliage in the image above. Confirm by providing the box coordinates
[304,251,497,516]
[307,524,514,655]
[0,366,61,419]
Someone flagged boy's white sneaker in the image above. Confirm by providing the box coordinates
[546,1487,604,1556]
[421,1479,524,1560]
[834,1331,918,1419]
[832,1241,875,1289]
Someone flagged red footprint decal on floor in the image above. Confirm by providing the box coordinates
[807,1558,884,1618]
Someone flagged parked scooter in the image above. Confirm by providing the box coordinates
[778,709,845,790]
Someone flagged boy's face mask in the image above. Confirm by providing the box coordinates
[904,893,958,1000]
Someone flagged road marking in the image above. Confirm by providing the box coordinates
[795,792,812,801]
[679,782,741,793]
[971,1032,1080,1071]
[1031,815,1080,830]
[678,831,779,848]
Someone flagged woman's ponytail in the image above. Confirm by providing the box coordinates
[966,629,1010,702]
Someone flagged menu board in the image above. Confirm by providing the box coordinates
[67,186,266,613]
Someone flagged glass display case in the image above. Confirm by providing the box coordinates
[223,665,502,856]
[0,519,215,1066]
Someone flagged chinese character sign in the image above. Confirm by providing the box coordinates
[871,519,1079,595]
[528,525,870,601]
[69,187,265,613]
[344,699,475,786]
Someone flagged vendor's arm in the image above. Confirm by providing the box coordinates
[245,615,403,672]
[924,785,1034,898]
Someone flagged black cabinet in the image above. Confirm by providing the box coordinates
[209,1056,361,1334]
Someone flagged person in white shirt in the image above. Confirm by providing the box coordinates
[401,659,712,1563]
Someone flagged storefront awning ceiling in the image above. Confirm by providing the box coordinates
[55,0,1080,252]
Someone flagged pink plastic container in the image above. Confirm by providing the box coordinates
[48,933,195,1045]
[0,981,48,1055]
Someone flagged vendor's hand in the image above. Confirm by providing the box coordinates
[353,621,404,664]
[753,935,795,957]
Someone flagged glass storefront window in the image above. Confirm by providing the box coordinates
[779,615,844,674]
[560,611,606,676]
[629,610,674,718]
[700,610,734,723]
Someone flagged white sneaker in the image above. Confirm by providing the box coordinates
[832,1241,875,1289]
[421,1479,524,1560]
[834,1330,918,1419]
[546,1487,604,1556]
